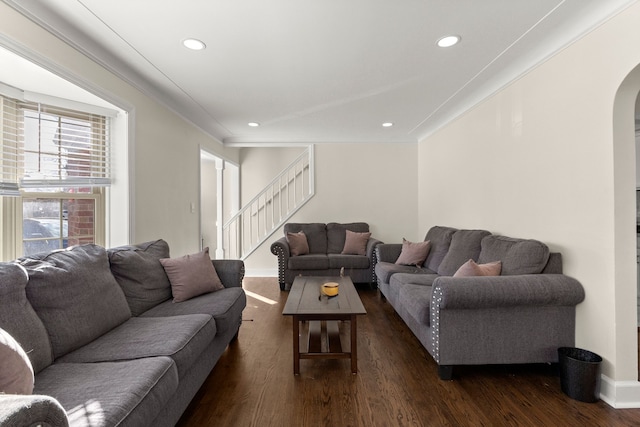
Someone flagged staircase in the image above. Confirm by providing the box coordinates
[222,146,314,260]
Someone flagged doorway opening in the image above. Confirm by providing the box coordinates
[199,149,239,258]
[636,102,640,377]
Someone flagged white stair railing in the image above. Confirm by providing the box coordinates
[222,146,314,260]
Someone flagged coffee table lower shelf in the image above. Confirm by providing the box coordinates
[292,314,358,374]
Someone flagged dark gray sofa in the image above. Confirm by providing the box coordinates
[0,239,246,427]
[375,226,585,379]
[270,222,382,290]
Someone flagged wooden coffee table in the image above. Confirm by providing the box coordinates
[282,276,366,374]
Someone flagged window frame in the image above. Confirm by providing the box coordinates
[17,190,105,256]
[0,95,109,260]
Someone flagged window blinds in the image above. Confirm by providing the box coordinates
[0,95,110,195]
[0,97,20,195]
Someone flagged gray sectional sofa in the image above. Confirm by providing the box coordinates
[0,240,246,427]
[271,222,382,290]
[375,226,585,380]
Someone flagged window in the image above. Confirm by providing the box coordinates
[0,93,110,259]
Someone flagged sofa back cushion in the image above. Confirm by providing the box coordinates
[422,226,457,272]
[108,239,173,316]
[326,222,369,254]
[284,223,327,254]
[21,244,131,359]
[477,235,550,275]
[0,263,53,373]
[437,229,492,276]
[542,252,563,274]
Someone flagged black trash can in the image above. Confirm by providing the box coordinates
[558,347,602,403]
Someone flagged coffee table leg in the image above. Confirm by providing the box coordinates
[351,315,357,374]
[293,315,300,375]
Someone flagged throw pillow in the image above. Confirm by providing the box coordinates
[286,231,309,256]
[0,328,34,395]
[395,239,431,267]
[453,259,502,277]
[341,230,371,255]
[160,247,224,303]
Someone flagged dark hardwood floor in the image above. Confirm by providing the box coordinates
[176,277,640,427]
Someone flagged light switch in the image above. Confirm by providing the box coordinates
[190,202,196,214]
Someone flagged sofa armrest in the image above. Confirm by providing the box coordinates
[366,237,383,284]
[0,394,69,427]
[366,237,383,260]
[270,237,291,257]
[212,259,245,288]
[432,274,585,310]
[375,243,402,263]
[270,237,291,289]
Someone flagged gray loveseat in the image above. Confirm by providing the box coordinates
[375,226,585,380]
[270,222,382,290]
[0,239,246,427]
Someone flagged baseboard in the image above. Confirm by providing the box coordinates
[244,268,278,277]
[599,375,640,408]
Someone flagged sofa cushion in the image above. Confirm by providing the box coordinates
[35,357,178,427]
[398,284,433,326]
[21,244,132,359]
[423,226,457,272]
[328,254,370,269]
[437,229,491,276]
[341,230,371,256]
[0,328,34,395]
[57,314,215,379]
[327,222,369,254]
[477,235,550,275]
[389,272,440,287]
[453,259,502,277]
[286,231,310,256]
[0,263,52,373]
[160,248,224,303]
[375,261,435,284]
[395,238,431,267]
[108,239,172,316]
[288,254,330,270]
[284,223,327,254]
[141,287,246,337]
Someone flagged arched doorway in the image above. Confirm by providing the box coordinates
[613,62,640,390]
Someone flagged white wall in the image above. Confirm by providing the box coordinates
[0,2,240,257]
[417,2,640,395]
[239,146,306,207]
[242,143,419,275]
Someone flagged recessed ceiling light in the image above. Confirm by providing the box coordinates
[248,122,260,127]
[182,38,206,50]
[436,35,461,48]
[382,122,394,127]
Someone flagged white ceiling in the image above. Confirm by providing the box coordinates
[2,0,637,145]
